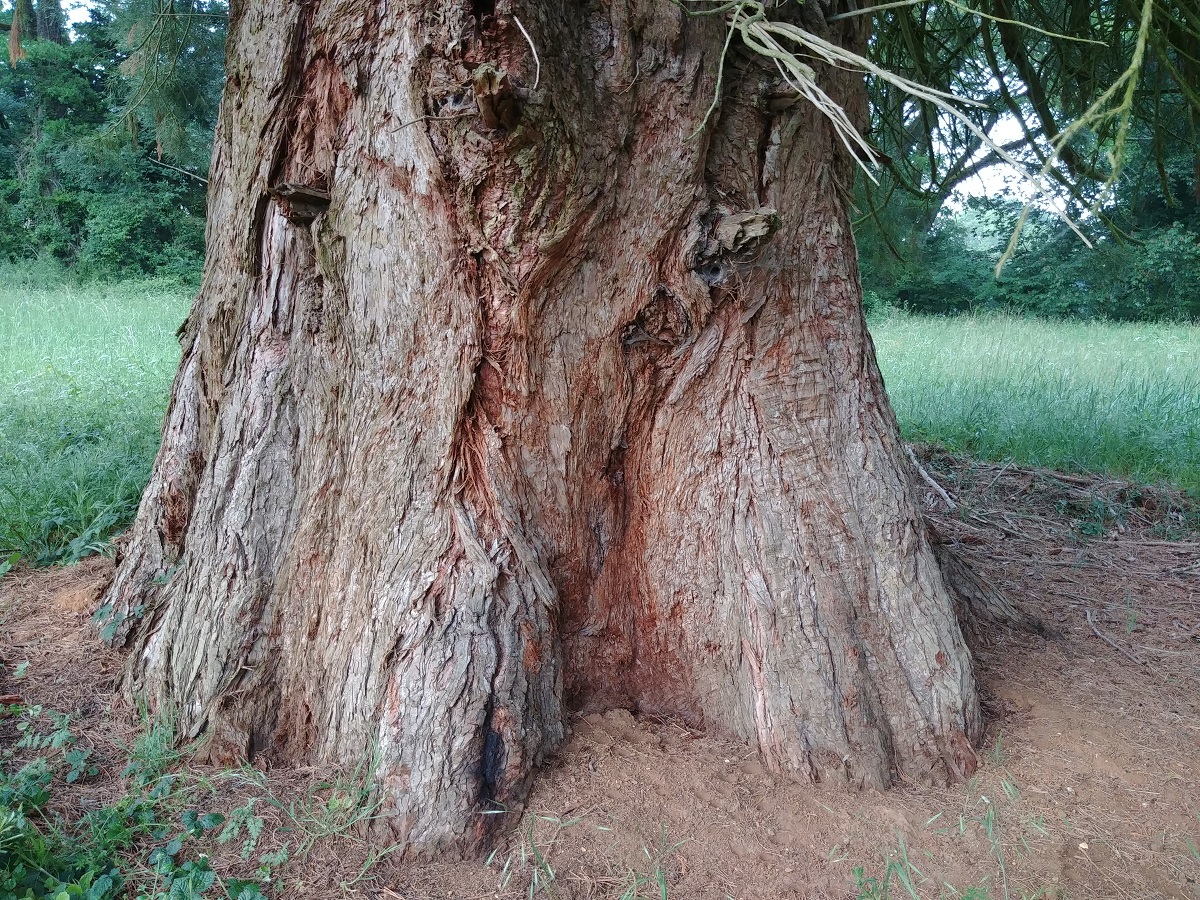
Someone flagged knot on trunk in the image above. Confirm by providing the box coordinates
[692,207,781,285]
[472,63,519,130]
[621,286,692,350]
[269,180,331,223]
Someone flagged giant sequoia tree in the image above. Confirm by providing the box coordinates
[92,0,1197,856]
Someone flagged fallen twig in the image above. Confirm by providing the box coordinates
[907,445,957,510]
[967,512,1029,540]
[1086,608,1149,669]
[980,460,1014,495]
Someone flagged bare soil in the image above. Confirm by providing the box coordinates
[2,450,1198,899]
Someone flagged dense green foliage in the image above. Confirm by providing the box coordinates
[0,275,190,564]
[856,70,1200,322]
[0,1,224,281]
[5,0,1196,318]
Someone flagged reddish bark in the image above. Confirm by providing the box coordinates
[101,0,982,856]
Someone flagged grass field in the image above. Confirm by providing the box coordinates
[1,281,1198,564]
[870,311,1200,494]
[0,278,191,565]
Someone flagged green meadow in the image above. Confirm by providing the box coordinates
[1,282,1197,563]
[0,278,191,564]
[870,311,1200,493]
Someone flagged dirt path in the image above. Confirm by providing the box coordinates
[2,452,1198,899]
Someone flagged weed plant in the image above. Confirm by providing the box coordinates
[0,658,389,899]
[870,311,1200,493]
[0,694,233,900]
[0,276,190,565]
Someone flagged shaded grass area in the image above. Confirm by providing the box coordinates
[871,312,1200,494]
[0,278,190,564]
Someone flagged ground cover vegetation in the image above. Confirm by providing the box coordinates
[0,613,386,900]
[1,283,1195,575]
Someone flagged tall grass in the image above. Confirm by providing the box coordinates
[2,279,1197,566]
[870,312,1200,493]
[0,277,191,564]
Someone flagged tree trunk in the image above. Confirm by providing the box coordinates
[101,0,982,856]
[33,0,63,44]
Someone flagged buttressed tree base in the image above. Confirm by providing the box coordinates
[101,0,996,856]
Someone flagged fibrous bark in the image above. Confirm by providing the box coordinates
[101,0,982,856]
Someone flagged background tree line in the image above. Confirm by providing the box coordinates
[856,163,1200,322]
[0,0,224,281]
[2,0,1198,321]
[853,0,1200,322]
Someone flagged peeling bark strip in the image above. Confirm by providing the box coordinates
[101,0,982,856]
